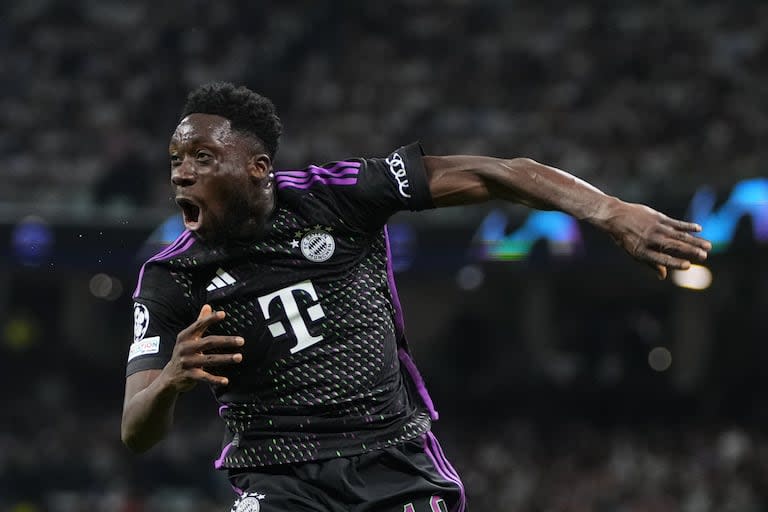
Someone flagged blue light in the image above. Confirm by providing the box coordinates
[11,216,54,266]
[148,214,185,245]
[690,178,768,253]
[476,209,581,261]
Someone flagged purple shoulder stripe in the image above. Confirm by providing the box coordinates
[132,230,195,299]
[275,161,361,190]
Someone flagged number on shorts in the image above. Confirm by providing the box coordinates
[403,496,447,512]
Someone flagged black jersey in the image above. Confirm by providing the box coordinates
[127,143,440,469]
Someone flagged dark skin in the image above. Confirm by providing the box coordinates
[170,113,275,244]
[121,113,712,452]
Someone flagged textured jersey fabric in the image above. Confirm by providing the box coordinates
[127,143,438,469]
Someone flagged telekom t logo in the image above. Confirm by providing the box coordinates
[257,280,325,354]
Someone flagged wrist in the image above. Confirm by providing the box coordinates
[583,195,623,230]
[157,365,189,396]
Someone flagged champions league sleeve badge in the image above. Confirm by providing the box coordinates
[231,492,266,512]
[133,302,150,342]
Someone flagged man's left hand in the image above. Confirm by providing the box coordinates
[601,200,712,279]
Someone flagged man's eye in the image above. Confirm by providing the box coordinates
[170,155,181,165]
[197,152,212,160]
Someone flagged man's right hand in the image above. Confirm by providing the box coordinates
[164,304,244,392]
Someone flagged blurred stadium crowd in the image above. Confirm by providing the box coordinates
[3,0,768,510]
[2,0,768,213]
[4,387,768,512]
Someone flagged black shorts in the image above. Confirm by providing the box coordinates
[228,431,467,512]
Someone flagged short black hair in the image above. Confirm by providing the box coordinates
[181,82,282,158]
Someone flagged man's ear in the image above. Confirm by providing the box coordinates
[247,153,272,179]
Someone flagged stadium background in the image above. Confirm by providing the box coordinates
[2,1,768,510]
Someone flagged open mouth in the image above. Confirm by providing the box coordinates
[176,197,202,230]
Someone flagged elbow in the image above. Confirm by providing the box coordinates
[121,419,154,453]
[121,426,144,453]
[122,432,153,454]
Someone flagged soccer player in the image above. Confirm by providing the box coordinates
[121,82,711,512]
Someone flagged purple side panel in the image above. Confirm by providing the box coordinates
[423,433,467,512]
[214,441,234,470]
[132,231,194,298]
[383,226,406,336]
[399,348,439,421]
[385,227,439,420]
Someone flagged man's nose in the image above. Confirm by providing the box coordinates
[171,159,196,187]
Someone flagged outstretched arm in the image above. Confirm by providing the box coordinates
[423,155,711,278]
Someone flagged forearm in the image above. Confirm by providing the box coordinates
[425,155,621,227]
[121,371,180,452]
[488,158,619,222]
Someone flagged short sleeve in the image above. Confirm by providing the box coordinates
[277,143,435,232]
[126,266,194,377]
[360,142,435,213]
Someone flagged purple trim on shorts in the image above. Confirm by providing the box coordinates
[132,231,195,298]
[385,226,439,420]
[427,430,461,481]
[214,441,234,470]
[423,433,466,512]
[231,483,244,496]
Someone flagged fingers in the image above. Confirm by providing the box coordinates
[180,351,243,369]
[642,225,710,264]
[172,342,243,388]
[197,335,245,353]
[198,303,212,320]
[663,217,702,233]
[643,249,692,272]
[663,226,713,252]
[189,368,231,387]
[652,238,708,263]
[661,217,714,254]
[177,304,226,342]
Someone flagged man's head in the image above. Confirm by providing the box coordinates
[170,82,282,243]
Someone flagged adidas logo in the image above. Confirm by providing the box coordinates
[206,268,236,291]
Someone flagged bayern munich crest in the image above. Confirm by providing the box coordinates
[300,228,336,262]
[231,492,265,512]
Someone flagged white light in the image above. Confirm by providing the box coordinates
[648,346,672,372]
[672,265,712,290]
[456,265,484,290]
[89,274,124,301]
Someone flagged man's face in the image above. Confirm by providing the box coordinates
[169,113,274,243]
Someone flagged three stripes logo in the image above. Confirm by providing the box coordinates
[275,161,361,190]
[206,268,237,292]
